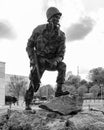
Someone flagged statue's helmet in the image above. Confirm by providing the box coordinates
[46,7,62,20]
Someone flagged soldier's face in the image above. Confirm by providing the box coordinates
[50,14,61,25]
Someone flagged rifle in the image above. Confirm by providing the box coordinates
[30,52,40,83]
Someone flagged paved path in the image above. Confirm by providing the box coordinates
[0,106,9,115]
[0,105,41,115]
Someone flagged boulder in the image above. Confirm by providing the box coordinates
[39,95,82,115]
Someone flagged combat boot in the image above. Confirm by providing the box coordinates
[25,102,32,110]
[55,84,69,97]
[24,90,33,110]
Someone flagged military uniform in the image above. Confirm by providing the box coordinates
[25,7,69,110]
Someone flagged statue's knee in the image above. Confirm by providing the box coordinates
[62,62,66,69]
[58,62,66,71]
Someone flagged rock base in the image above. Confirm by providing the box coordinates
[39,95,82,115]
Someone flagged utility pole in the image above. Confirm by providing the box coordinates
[77,66,79,76]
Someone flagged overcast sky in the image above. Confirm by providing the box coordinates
[0,0,104,85]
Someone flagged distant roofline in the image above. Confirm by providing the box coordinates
[6,73,28,78]
[0,61,5,64]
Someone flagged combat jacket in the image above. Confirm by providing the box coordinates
[26,24,66,61]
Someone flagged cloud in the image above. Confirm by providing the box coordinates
[42,0,48,11]
[66,16,95,41]
[41,0,61,12]
[0,20,16,40]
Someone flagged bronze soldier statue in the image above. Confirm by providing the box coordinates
[25,7,69,110]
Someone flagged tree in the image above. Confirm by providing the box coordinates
[79,79,88,86]
[65,73,81,88]
[87,81,94,92]
[77,85,88,97]
[88,67,104,97]
[89,67,104,85]
[20,84,27,97]
[89,84,100,99]
[38,84,54,99]
[8,75,28,102]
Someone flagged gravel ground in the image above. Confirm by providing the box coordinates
[0,106,104,130]
[1,104,104,130]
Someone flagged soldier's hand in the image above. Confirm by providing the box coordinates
[52,61,57,66]
[49,60,58,68]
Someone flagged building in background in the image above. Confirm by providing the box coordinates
[0,62,5,106]
[5,74,29,96]
[0,61,29,106]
